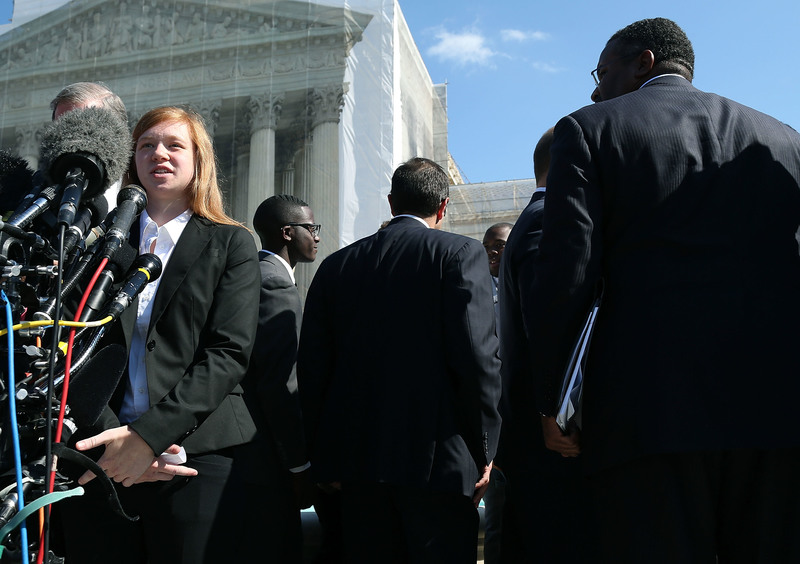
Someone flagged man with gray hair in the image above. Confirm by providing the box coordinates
[50,81,129,212]
[50,81,127,122]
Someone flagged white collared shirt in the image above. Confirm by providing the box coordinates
[260,249,295,284]
[639,73,687,89]
[119,208,193,424]
[393,214,430,228]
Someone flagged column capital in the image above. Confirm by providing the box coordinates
[198,99,222,137]
[307,84,349,129]
[15,123,43,158]
[248,92,284,133]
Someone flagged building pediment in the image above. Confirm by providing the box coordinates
[0,0,371,79]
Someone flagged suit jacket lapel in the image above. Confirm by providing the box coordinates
[147,214,215,331]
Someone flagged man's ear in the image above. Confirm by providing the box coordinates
[280,225,293,242]
[634,49,656,79]
[435,197,449,224]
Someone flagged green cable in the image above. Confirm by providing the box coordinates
[0,486,84,556]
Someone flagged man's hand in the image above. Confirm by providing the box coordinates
[541,416,581,457]
[133,444,199,484]
[472,461,493,508]
[76,425,157,487]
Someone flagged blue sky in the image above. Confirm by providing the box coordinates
[399,0,800,182]
[2,1,798,183]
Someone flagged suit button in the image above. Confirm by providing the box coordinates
[147,340,156,351]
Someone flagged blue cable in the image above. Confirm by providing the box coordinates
[1,290,29,563]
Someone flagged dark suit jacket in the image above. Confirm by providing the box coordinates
[497,190,562,473]
[529,75,800,473]
[242,252,308,474]
[297,216,502,498]
[100,214,261,456]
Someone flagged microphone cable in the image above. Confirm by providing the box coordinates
[36,222,65,564]
[0,316,112,338]
[37,254,110,564]
[1,289,29,564]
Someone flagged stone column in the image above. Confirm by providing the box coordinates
[276,131,304,197]
[233,125,251,226]
[295,84,346,295]
[246,92,283,224]
[15,124,41,171]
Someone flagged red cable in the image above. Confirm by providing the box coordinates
[36,256,109,564]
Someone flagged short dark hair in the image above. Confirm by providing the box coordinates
[50,81,128,122]
[253,194,309,246]
[486,222,513,235]
[390,158,449,217]
[533,127,555,182]
[609,17,694,80]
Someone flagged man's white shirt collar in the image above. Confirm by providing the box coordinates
[261,250,295,284]
[393,214,429,228]
[639,74,687,89]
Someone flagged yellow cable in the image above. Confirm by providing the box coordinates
[0,316,114,337]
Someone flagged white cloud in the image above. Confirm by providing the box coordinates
[501,29,550,43]
[427,29,497,67]
[531,61,562,73]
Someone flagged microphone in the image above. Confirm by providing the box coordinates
[106,253,162,320]
[59,195,110,258]
[85,206,117,249]
[0,150,35,216]
[78,243,137,322]
[39,106,131,226]
[6,183,59,229]
[100,184,147,260]
[0,218,50,252]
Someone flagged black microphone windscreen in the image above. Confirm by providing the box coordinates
[108,241,138,278]
[69,344,128,427]
[84,194,110,229]
[39,106,131,199]
[0,149,35,212]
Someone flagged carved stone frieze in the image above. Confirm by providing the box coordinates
[0,0,353,72]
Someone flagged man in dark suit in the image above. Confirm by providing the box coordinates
[297,157,502,564]
[529,17,800,562]
[244,194,319,562]
[496,128,594,563]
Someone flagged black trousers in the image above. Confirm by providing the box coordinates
[589,448,800,564]
[340,482,478,564]
[499,461,596,564]
[57,447,286,563]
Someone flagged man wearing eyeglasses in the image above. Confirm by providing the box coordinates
[297,157,501,563]
[527,17,800,562]
[241,194,320,563]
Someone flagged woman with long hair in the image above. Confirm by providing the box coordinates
[61,106,260,563]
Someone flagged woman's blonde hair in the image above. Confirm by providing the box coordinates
[130,105,241,226]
